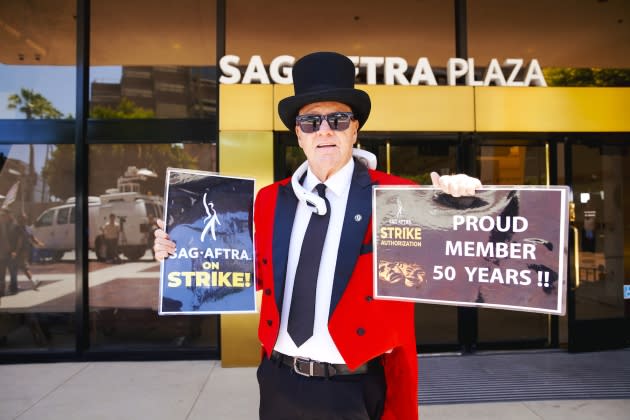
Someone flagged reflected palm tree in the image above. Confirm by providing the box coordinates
[7,88,63,120]
[6,88,63,218]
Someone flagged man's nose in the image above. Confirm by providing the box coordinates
[317,117,333,134]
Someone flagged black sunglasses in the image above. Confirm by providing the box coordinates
[295,112,355,133]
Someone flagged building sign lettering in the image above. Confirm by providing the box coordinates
[219,55,547,87]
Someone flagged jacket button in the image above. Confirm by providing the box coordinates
[356,327,365,336]
[265,288,271,295]
[365,295,373,302]
[267,320,273,326]
[262,258,268,265]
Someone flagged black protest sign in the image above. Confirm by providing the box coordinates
[159,168,255,315]
[373,186,569,315]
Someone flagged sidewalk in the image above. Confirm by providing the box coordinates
[1,360,629,420]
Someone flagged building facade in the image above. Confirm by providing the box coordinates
[0,0,628,364]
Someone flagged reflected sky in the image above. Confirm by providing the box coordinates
[0,65,122,119]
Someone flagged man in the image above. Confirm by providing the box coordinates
[146,214,159,261]
[154,52,480,419]
[0,209,19,296]
[15,213,44,290]
[101,213,121,263]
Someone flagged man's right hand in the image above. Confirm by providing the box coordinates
[153,219,176,262]
[430,172,482,197]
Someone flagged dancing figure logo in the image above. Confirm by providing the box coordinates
[200,192,221,241]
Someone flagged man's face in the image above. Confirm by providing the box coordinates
[296,101,358,181]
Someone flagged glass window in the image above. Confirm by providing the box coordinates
[0,144,75,351]
[468,0,630,86]
[226,0,455,83]
[88,143,218,350]
[0,1,76,119]
[89,0,217,119]
[57,207,70,225]
[35,209,55,227]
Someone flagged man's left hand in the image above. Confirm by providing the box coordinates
[430,172,482,197]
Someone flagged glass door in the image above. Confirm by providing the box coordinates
[366,137,461,352]
[567,141,629,351]
[474,139,555,349]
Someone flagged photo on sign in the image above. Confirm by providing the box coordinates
[159,168,255,315]
[373,186,569,315]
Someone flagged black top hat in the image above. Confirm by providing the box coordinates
[278,52,371,131]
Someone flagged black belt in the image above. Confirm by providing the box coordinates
[270,350,375,378]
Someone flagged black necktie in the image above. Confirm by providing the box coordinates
[287,183,331,347]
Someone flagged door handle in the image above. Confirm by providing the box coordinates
[571,225,580,290]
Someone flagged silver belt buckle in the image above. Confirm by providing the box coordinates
[293,356,314,377]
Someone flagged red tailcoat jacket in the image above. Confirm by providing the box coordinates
[254,160,418,420]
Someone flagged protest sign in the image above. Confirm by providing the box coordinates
[159,168,255,314]
[373,186,569,315]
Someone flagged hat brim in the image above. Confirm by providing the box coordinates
[278,88,371,131]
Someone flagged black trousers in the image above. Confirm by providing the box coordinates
[257,356,386,420]
[104,239,119,260]
[0,257,18,295]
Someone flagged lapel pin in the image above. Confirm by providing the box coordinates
[354,214,362,222]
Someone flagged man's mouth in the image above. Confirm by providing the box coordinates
[317,143,336,148]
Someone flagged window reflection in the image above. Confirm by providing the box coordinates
[0,1,76,119]
[88,143,218,349]
[89,0,217,119]
[227,0,454,64]
[468,0,630,87]
[0,144,75,350]
[90,66,216,118]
